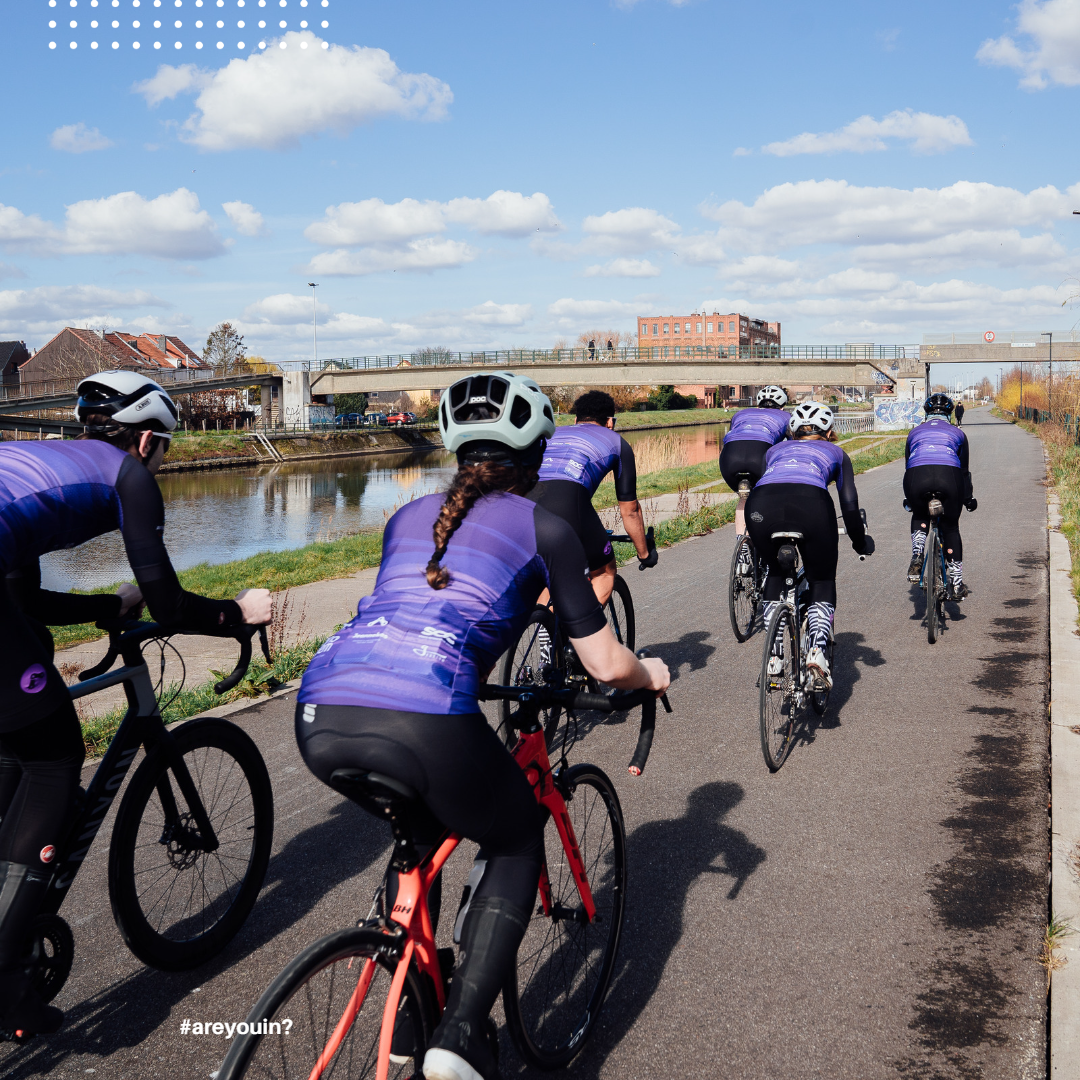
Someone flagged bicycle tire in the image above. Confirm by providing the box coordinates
[605,575,636,654]
[926,528,942,645]
[108,717,273,971]
[498,607,564,749]
[503,763,627,1069]
[759,605,798,771]
[728,535,758,642]
[217,926,431,1080]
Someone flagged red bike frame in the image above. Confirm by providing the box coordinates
[307,723,596,1080]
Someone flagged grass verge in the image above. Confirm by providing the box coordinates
[556,407,734,430]
[80,633,326,756]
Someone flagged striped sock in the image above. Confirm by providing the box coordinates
[911,530,926,558]
[763,601,783,655]
[946,560,963,589]
[807,601,835,651]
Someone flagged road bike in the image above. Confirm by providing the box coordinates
[917,493,951,644]
[728,477,766,642]
[217,678,670,1079]
[758,515,868,772]
[498,527,653,747]
[2,619,275,1043]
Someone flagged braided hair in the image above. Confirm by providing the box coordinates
[425,460,536,589]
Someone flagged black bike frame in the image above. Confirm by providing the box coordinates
[42,641,220,915]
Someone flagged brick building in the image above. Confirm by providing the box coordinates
[636,310,781,406]
[16,328,207,386]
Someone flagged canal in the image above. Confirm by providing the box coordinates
[41,423,726,592]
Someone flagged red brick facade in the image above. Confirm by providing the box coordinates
[636,311,780,359]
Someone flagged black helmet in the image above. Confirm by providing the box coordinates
[923,393,954,418]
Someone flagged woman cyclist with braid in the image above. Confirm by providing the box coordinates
[294,373,669,1080]
[744,402,874,688]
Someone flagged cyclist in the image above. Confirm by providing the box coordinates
[0,370,271,1036]
[719,385,790,541]
[744,401,873,688]
[904,393,975,600]
[529,390,654,606]
[294,373,669,1080]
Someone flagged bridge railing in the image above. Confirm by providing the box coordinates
[306,343,919,373]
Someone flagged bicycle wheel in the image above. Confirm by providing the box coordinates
[498,607,564,748]
[926,528,942,645]
[217,926,431,1080]
[503,764,627,1069]
[759,605,798,771]
[811,635,834,716]
[108,717,273,970]
[605,575,636,653]
[728,535,758,642]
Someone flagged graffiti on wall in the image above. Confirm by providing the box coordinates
[873,396,923,431]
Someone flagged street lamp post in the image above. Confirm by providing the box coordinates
[1043,331,1053,420]
[308,282,319,368]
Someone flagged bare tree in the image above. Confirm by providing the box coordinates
[203,322,248,372]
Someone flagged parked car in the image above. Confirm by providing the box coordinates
[335,412,364,428]
[364,412,388,427]
[387,411,416,426]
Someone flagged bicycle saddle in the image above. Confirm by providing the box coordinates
[770,531,804,541]
[329,769,420,808]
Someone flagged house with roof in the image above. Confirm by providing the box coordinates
[15,328,208,386]
[1,341,31,387]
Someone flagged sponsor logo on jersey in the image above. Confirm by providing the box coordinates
[411,644,448,661]
[19,664,48,694]
[40,845,56,864]
[366,616,389,626]
[421,626,457,645]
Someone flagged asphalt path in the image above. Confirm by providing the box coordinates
[1,406,1049,1080]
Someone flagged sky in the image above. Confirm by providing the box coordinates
[4,0,1080,375]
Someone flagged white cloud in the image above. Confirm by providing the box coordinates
[548,298,642,327]
[305,238,476,276]
[443,191,560,236]
[732,147,752,157]
[580,208,679,255]
[243,293,330,324]
[459,301,532,326]
[0,262,25,280]
[0,189,224,259]
[977,0,1080,89]
[700,178,1079,255]
[305,198,446,246]
[583,258,661,278]
[50,123,114,154]
[0,285,169,327]
[223,201,267,237]
[135,32,452,151]
[762,110,972,156]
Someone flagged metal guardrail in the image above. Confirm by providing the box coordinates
[833,414,876,434]
[303,344,920,373]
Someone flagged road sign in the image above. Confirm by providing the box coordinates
[984,331,996,343]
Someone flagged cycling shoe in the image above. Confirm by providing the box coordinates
[805,647,832,689]
[0,966,62,1036]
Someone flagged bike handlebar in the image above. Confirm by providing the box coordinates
[80,618,273,695]
[479,649,672,776]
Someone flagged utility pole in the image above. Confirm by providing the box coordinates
[308,282,319,367]
[1043,331,1053,419]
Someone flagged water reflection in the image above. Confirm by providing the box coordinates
[40,423,727,592]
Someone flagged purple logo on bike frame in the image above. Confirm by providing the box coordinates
[20,664,48,694]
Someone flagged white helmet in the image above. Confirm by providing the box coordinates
[439,372,555,463]
[75,369,178,435]
[789,400,834,435]
[756,385,788,408]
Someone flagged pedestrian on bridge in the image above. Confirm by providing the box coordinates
[955,402,965,425]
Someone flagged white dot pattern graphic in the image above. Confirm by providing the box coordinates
[45,0,322,49]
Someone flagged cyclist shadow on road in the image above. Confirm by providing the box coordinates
[907,583,968,624]
[795,630,884,744]
[505,780,765,1079]
[0,796,391,1079]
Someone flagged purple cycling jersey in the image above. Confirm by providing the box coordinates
[724,407,790,446]
[537,423,634,498]
[0,440,127,573]
[756,438,848,493]
[298,491,606,715]
[905,418,965,470]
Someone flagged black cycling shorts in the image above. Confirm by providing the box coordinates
[526,480,613,572]
[745,483,839,606]
[0,592,70,734]
[904,464,964,560]
[719,440,770,490]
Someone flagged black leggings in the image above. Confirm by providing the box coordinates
[904,464,963,559]
[719,440,770,490]
[295,704,544,917]
[528,480,613,572]
[745,483,839,606]
[0,701,85,867]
